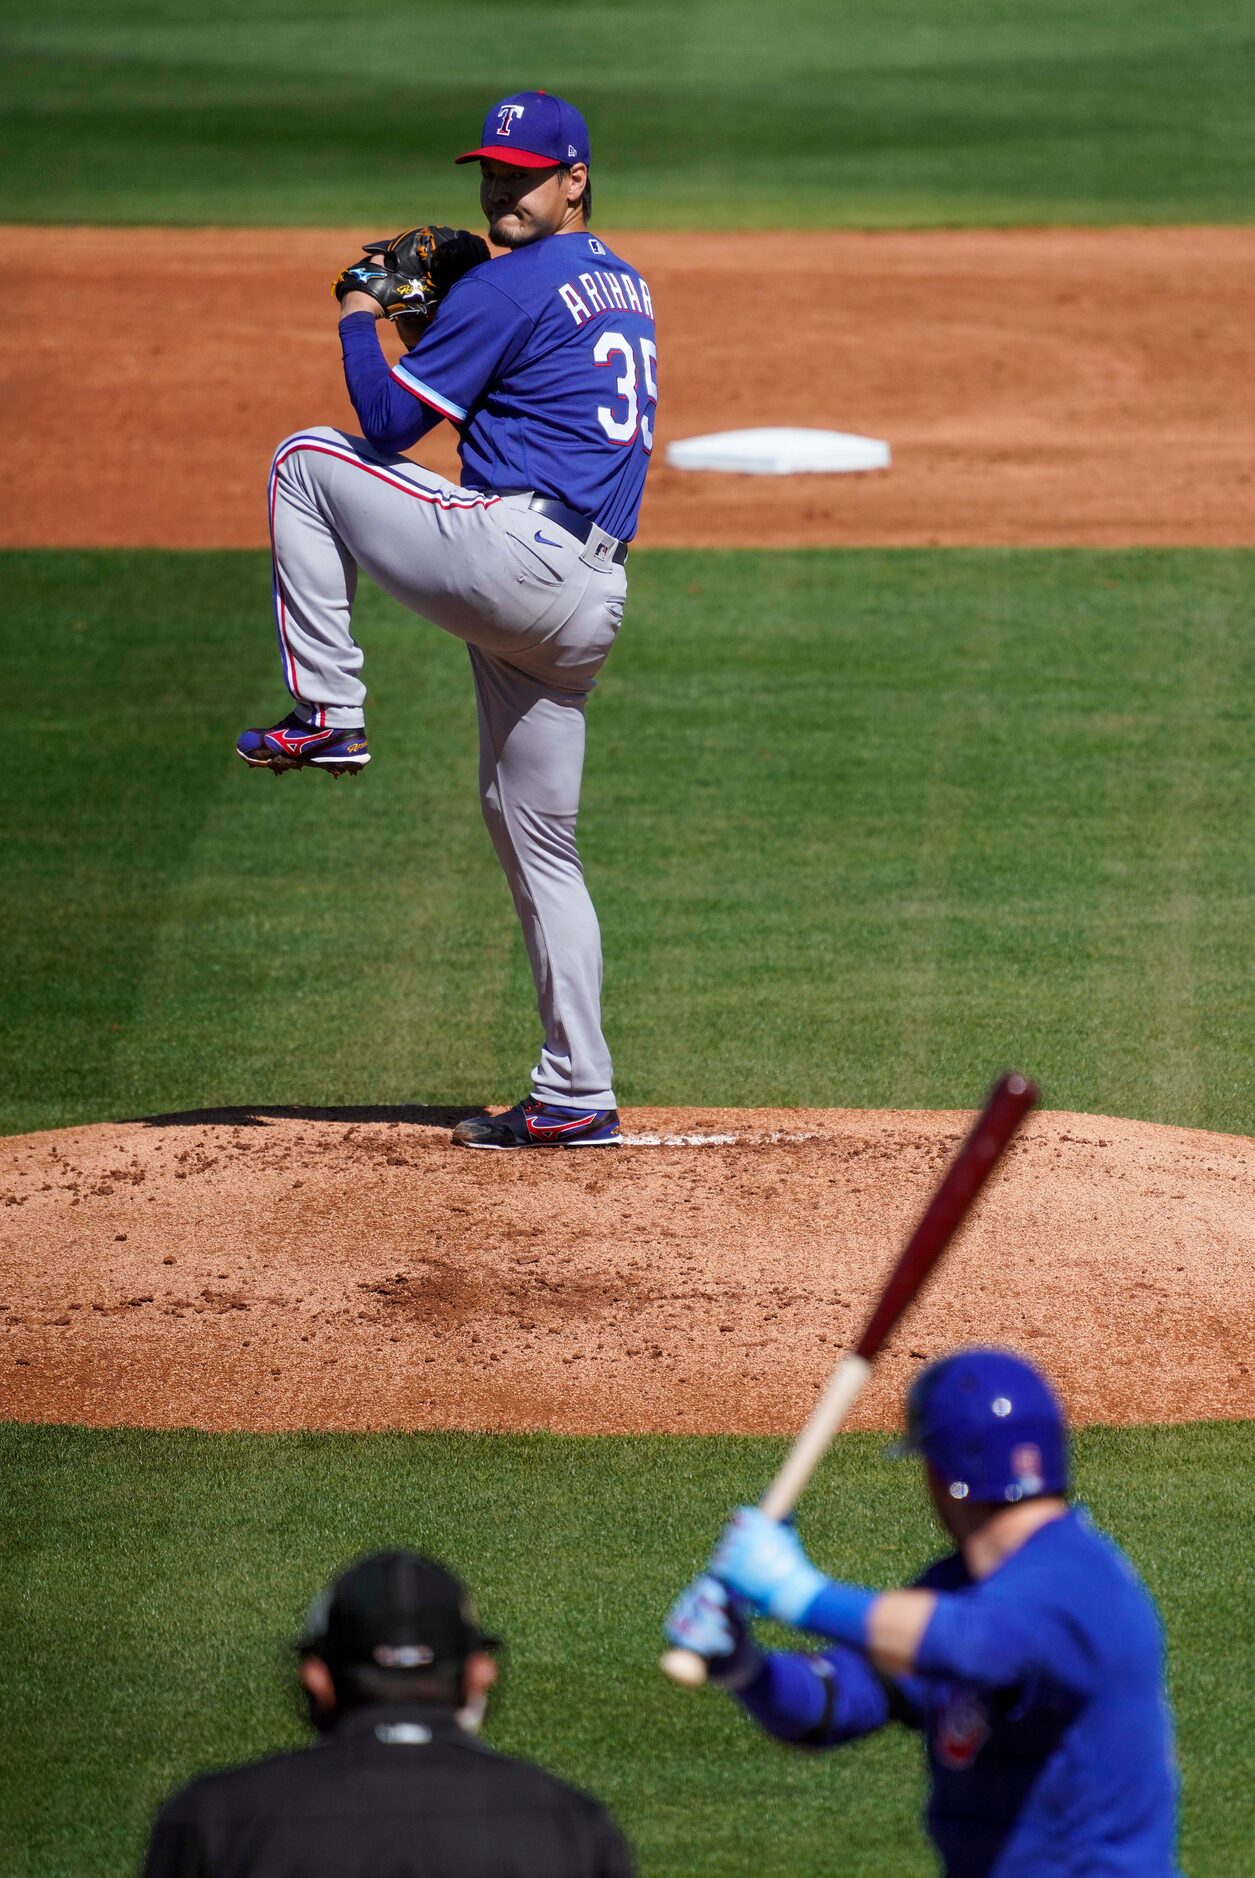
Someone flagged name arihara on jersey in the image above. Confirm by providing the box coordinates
[391,232,656,541]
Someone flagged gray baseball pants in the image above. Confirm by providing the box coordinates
[267,427,627,1110]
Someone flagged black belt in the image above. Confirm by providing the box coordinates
[489,491,629,565]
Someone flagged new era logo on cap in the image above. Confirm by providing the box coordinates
[456,90,591,170]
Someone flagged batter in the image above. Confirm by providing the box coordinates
[236,92,658,1149]
[665,1349,1182,1877]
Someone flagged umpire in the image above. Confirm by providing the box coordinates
[141,1550,632,1877]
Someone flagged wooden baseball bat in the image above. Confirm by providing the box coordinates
[661,1071,1038,1687]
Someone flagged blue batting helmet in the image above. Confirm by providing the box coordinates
[889,1348,1069,1503]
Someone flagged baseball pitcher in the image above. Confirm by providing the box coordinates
[665,1349,1183,1877]
[237,92,657,1150]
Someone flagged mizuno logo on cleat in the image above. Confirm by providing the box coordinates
[271,728,331,754]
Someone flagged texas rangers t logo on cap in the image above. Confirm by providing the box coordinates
[456,90,592,170]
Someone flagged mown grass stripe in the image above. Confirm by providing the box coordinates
[5,547,1254,1136]
[2,1420,1251,1877]
[2,0,1254,226]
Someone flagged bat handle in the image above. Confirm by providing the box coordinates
[660,1354,873,1690]
[760,1353,872,1520]
[660,1646,710,1687]
[659,1072,1035,1695]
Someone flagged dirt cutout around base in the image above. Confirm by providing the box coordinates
[2,1108,1250,1435]
[3,227,1254,550]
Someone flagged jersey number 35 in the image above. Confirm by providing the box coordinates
[594,332,658,452]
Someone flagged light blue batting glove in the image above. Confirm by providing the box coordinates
[709,1506,831,1625]
[664,1573,762,1689]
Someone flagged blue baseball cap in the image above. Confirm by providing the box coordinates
[456,91,591,170]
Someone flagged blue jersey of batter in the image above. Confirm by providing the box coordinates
[737,1511,1181,1878]
[339,231,656,541]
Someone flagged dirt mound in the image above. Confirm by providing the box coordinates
[3,227,1254,550]
[1,1107,1250,1434]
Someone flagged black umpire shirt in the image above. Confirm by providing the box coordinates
[140,1702,633,1878]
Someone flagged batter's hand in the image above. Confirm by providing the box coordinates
[709,1507,831,1625]
[664,1574,762,1689]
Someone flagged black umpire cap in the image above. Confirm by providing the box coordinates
[297,1551,500,1677]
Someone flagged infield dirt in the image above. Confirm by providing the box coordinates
[6,227,1253,1443]
[2,1107,1251,1436]
[4,226,1254,550]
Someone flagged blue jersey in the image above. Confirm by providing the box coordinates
[386,232,657,541]
[738,1511,1181,1878]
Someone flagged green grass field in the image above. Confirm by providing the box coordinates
[4,1420,1252,1878]
[5,547,1253,1139]
[3,0,1255,226]
[7,545,1252,1869]
[6,9,1253,1869]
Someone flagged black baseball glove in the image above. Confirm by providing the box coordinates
[332,225,491,331]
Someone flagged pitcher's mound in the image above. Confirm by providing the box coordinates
[1,1107,1250,1435]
